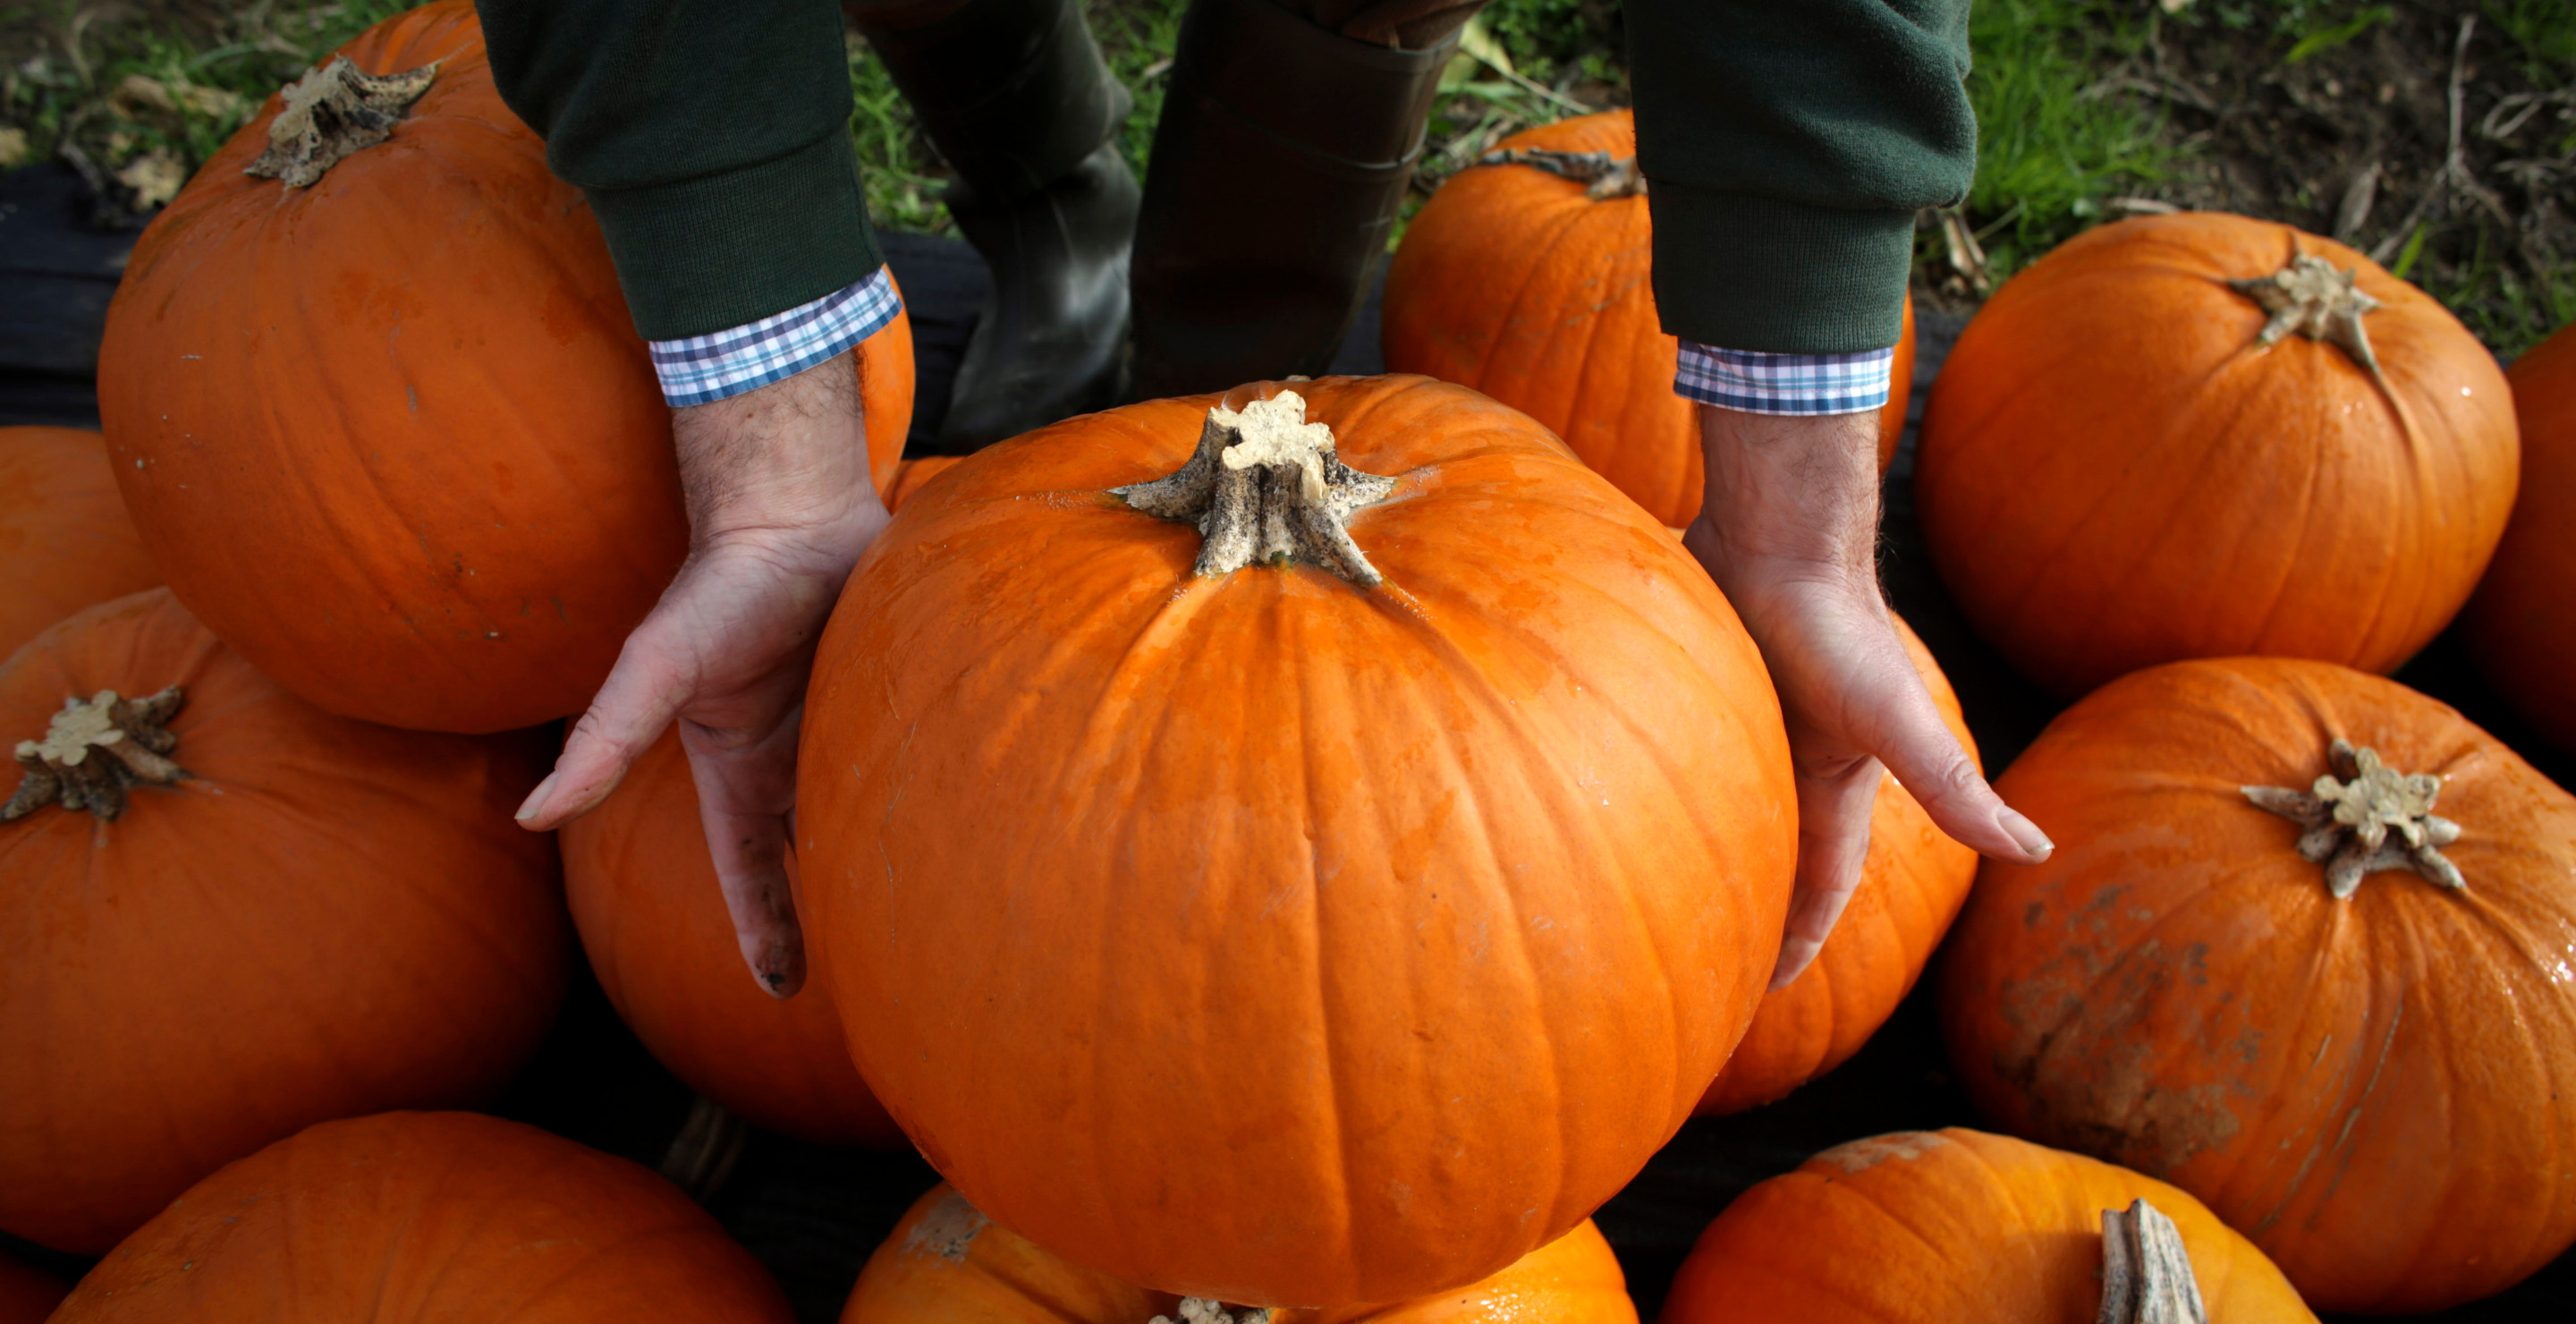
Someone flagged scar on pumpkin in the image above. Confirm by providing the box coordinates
[1114,390,1396,588]
[3,685,187,822]
[2241,738,2465,899]
[1151,1299,1275,1324]
[246,56,440,188]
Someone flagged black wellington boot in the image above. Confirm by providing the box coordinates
[1127,0,1459,398]
[855,0,1139,449]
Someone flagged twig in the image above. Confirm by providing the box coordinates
[2369,16,2484,265]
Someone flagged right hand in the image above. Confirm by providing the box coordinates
[513,350,884,997]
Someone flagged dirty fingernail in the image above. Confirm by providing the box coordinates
[514,772,558,823]
[2000,808,2054,861]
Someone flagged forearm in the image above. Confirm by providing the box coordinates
[674,352,883,539]
[1688,408,1880,590]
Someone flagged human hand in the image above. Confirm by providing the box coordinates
[513,351,886,997]
[1682,403,2051,991]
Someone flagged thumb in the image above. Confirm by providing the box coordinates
[514,609,699,831]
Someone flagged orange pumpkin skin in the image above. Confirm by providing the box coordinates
[1915,214,2516,698]
[562,728,904,1147]
[1938,658,2576,1312]
[0,426,157,660]
[1662,1128,2314,1323]
[1382,110,1912,529]
[96,0,912,734]
[0,590,567,1253]
[2463,320,2576,750]
[799,376,1797,1305]
[884,454,963,513]
[0,1252,65,1324]
[845,1184,1636,1324]
[51,1111,795,1324]
[1697,614,1977,1115]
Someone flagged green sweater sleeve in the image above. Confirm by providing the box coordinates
[1624,0,1975,354]
[474,0,881,341]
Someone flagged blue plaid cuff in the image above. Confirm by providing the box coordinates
[648,267,902,408]
[1674,342,1894,416]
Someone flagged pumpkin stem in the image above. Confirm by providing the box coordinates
[245,55,439,188]
[1114,389,1397,588]
[3,686,187,823]
[2242,738,2465,899]
[1477,146,1646,199]
[1151,1300,1274,1324]
[657,1096,748,1203]
[2097,1199,2208,1324]
[2224,250,2387,386]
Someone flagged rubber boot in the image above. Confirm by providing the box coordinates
[1127,0,1460,398]
[853,0,1138,449]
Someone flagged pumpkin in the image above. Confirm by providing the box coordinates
[0,1252,65,1324]
[0,589,566,1253]
[1938,657,2576,1312]
[51,1111,794,1323]
[1697,612,1978,1115]
[1382,110,1914,530]
[96,0,914,734]
[797,376,1797,1304]
[845,1183,1636,1324]
[2463,319,2576,750]
[885,454,963,513]
[1661,1128,2314,1323]
[1914,213,2516,697]
[562,727,904,1147]
[0,426,157,660]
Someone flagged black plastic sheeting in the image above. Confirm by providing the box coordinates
[2,165,2567,1321]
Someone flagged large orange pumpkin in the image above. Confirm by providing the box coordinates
[1661,1128,2314,1322]
[0,426,157,660]
[562,727,903,1147]
[846,1183,1636,1324]
[97,0,913,734]
[1697,613,1978,1115]
[2463,319,2576,750]
[798,376,1797,1304]
[884,454,963,513]
[1383,110,1914,529]
[0,1252,65,1324]
[0,589,566,1253]
[1915,213,2516,697]
[1939,657,2576,1312]
[52,1111,794,1324]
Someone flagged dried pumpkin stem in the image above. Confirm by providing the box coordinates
[2242,738,2465,899]
[1477,147,1646,200]
[657,1095,748,1203]
[1114,390,1396,588]
[3,686,187,822]
[2225,250,2387,386]
[2097,1199,2208,1324]
[1150,1300,1274,1324]
[245,55,439,188]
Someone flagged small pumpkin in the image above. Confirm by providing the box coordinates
[1915,213,2517,697]
[1383,110,1913,529]
[1697,612,1978,1115]
[0,589,566,1253]
[2462,318,2576,750]
[51,1111,795,1324]
[561,727,904,1147]
[0,1251,65,1324]
[0,426,157,660]
[799,376,1797,1304]
[97,0,913,734]
[845,1183,1636,1324]
[1661,1128,2314,1323]
[1939,657,2576,1312]
[885,454,963,513]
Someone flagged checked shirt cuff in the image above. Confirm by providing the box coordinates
[1674,342,1894,417]
[648,267,902,408]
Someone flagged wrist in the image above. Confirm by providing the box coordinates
[671,352,878,545]
[1689,404,1880,583]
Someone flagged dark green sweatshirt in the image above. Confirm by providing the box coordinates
[474,0,1972,355]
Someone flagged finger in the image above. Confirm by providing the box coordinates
[1855,669,2052,865]
[514,610,699,829]
[681,709,808,997]
[1771,754,1885,990]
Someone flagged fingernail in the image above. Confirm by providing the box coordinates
[514,772,558,823]
[2000,808,2055,861]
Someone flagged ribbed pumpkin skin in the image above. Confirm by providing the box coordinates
[1697,614,1977,1115]
[1916,214,2515,697]
[96,0,913,734]
[885,454,963,513]
[52,1112,795,1324]
[2463,320,2576,750]
[1662,1129,2315,1323]
[1382,111,1912,529]
[0,589,566,1253]
[562,728,904,1147]
[799,376,1797,1305]
[1939,658,2576,1313]
[846,1184,1637,1324]
[0,426,157,660]
[0,1251,65,1324]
